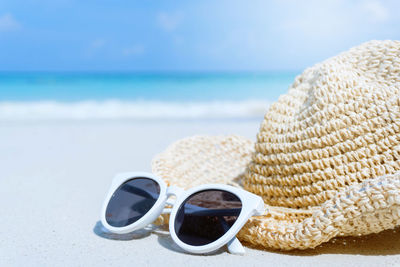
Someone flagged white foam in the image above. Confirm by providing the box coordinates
[0,100,271,121]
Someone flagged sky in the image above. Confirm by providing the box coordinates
[0,0,399,71]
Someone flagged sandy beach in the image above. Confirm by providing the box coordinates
[1,119,400,266]
[2,0,400,265]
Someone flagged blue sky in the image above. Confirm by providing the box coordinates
[0,0,399,71]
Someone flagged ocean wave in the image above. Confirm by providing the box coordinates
[0,100,271,121]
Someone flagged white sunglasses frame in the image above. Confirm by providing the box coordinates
[101,172,265,255]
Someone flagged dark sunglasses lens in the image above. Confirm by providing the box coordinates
[174,189,242,246]
[105,177,160,227]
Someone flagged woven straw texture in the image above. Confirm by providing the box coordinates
[152,40,400,250]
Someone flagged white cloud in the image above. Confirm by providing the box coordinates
[0,13,21,32]
[277,0,392,47]
[361,0,389,22]
[192,0,398,70]
[84,39,107,58]
[122,44,145,56]
[91,39,106,49]
[156,12,183,32]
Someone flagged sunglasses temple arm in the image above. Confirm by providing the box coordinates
[227,237,245,255]
[219,215,245,255]
[161,208,172,214]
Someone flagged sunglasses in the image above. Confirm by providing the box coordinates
[101,172,265,255]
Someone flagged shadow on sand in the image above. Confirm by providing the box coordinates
[155,232,226,256]
[93,221,226,255]
[93,221,152,241]
[245,227,400,256]
[94,220,400,256]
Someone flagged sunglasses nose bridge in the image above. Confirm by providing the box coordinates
[166,185,184,198]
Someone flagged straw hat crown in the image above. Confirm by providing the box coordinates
[152,40,400,250]
[244,40,400,210]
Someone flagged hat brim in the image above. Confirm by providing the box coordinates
[152,135,400,250]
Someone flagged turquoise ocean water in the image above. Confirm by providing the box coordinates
[0,72,298,120]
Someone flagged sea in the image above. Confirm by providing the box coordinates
[0,72,298,121]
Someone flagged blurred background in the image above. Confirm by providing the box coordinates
[0,0,399,120]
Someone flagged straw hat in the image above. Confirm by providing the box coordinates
[152,40,400,250]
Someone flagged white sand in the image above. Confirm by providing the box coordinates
[1,119,400,267]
